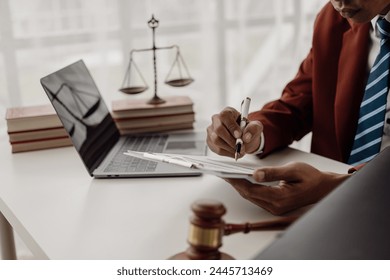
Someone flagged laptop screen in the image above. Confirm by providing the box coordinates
[40,60,119,175]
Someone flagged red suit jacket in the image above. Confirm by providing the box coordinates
[249,3,371,163]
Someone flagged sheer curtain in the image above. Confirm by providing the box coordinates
[0,0,327,125]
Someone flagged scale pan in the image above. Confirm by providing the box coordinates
[165,78,194,87]
[119,86,148,95]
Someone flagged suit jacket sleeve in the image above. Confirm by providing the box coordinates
[249,48,314,157]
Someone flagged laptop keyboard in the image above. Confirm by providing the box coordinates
[104,135,168,173]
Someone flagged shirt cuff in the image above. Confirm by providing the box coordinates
[248,132,264,155]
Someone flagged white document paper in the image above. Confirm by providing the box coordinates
[124,150,259,183]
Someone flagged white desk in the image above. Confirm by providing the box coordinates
[0,131,351,260]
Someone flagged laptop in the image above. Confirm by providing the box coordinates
[40,59,206,178]
[255,147,390,259]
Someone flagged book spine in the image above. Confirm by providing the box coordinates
[111,105,193,119]
[11,137,72,153]
[118,122,194,135]
[8,127,68,142]
[6,117,63,133]
[114,113,195,129]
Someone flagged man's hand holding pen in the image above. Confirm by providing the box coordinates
[206,99,263,159]
[235,97,251,160]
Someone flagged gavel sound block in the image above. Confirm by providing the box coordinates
[169,199,298,260]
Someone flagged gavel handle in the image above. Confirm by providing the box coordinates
[224,216,299,235]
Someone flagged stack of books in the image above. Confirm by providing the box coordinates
[5,104,72,153]
[111,95,195,135]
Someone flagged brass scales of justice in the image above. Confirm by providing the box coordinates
[119,15,194,105]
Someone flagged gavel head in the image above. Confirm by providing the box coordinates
[168,199,234,260]
[181,199,233,260]
[169,199,296,260]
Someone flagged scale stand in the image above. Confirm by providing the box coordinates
[119,15,194,105]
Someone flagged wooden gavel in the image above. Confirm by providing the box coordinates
[169,199,298,260]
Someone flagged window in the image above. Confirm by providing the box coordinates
[0,0,327,137]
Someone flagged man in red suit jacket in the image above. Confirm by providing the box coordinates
[207,1,390,215]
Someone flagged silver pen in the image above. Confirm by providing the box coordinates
[235,97,251,161]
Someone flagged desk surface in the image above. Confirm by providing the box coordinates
[0,128,351,259]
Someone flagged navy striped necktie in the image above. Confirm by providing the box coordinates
[348,17,390,166]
